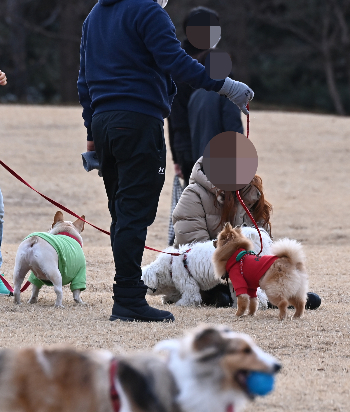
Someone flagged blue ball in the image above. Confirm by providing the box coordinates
[246,372,275,396]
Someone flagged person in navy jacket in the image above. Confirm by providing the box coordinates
[78,0,254,322]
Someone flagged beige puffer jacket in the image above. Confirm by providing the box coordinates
[172,157,265,248]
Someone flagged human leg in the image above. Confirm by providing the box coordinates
[92,111,174,322]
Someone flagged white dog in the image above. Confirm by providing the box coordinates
[142,226,272,307]
[13,211,86,308]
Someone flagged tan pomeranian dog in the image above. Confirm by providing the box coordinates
[212,223,308,320]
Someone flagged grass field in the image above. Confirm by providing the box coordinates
[0,104,349,411]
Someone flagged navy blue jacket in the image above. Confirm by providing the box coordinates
[188,89,244,162]
[78,0,224,140]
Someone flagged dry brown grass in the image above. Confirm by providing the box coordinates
[0,104,349,411]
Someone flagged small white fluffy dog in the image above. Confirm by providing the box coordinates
[142,226,272,307]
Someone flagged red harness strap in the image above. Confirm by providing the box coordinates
[57,232,83,248]
[110,358,120,412]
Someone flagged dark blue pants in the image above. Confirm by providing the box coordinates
[92,111,166,285]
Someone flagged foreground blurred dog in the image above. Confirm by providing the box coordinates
[0,346,178,412]
[13,211,86,307]
[142,226,272,306]
[156,324,281,412]
[212,223,308,320]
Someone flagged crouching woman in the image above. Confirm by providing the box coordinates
[172,156,271,307]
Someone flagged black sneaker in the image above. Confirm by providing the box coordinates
[110,282,174,322]
[267,292,321,310]
[305,292,321,310]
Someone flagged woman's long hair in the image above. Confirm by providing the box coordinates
[214,175,273,235]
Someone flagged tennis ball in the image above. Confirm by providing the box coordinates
[246,371,275,396]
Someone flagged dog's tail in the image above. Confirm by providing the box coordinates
[28,236,39,248]
[270,238,305,269]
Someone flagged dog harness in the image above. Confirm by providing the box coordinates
[226,248,278,298]
[110,358,120,412]
[168,248,192,279]
[24,232,87,292]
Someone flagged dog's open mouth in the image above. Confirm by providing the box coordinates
[234,370,255,399]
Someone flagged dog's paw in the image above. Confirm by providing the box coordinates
[54,303,65,309]
[28,297,38,304]
[74,299,86,305]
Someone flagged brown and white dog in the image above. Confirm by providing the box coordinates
[0,346,178,412]
[0,325,280,412]
[155,324,281,412]
[13,211,86,308]
[212,223,308,320]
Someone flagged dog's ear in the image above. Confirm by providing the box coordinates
[223,222,233,232]
[73,215,85,233]
[192,327,226,360]
[53,211,64,227]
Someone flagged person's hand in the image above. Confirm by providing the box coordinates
[0,71,7,86]
[174,163,183,179]
[87,140,95,152]
[218,78,254,115]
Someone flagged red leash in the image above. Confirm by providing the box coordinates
[235,103,264,256]
[0,159,182,257]
[0,274,30,295]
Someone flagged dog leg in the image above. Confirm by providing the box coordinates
[289,296,306,319]
[28,284,40,304]
[48,268,64,308]
[13,259,31,305]
[236,294,249,317]
[72,289,85,304]
[276,299,289,320]
[248,297,258,316]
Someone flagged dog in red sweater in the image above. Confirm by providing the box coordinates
[212,223,308,320]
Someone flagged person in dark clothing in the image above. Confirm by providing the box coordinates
[188,49,244,162]
[78,0,254,322]
[168,7,220,186]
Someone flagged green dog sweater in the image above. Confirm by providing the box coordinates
[25,232,86,292]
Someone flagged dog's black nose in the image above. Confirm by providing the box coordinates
[273,363,282,373]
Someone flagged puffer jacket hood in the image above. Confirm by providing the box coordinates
[189,157,218,197]
[172,157,264,248]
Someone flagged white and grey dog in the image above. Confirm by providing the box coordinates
[142,226,272,307]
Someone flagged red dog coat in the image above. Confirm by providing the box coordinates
[226,249,279,298]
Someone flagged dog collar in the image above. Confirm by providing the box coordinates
[57,232,83,248]
[236,250,256,262]
[110,358,120,412]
